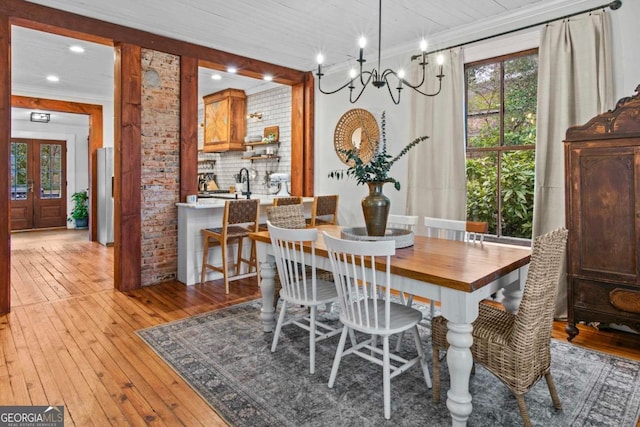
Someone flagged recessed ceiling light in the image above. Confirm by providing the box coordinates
[227,66,237,74]
[263,75,273,81]
[211,74,222,80]
[46,75,60,82]
[69,45,85,53]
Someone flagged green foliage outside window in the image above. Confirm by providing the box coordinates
[466,152,535,238]
[465,51,537,240]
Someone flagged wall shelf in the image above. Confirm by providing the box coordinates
[241,155,280,163]
[244,141,279,147]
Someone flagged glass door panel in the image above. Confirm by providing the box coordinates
[10,139,67,230]
[40,143,63,199]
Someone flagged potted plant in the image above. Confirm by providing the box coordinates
[68,189,89,229]
[329,112,428,236]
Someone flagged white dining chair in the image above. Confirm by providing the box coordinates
[424,216,466,312]
[395,216,467,352]
[423,216,467,240]
[323,232,431,420]
[386,214,418,231]
[268,221,341,374]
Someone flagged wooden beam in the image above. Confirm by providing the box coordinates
[180,56,198,202]
[11,95,102,115]
[3,0,306,86]
[303,72,315,197]
[0,14,10,314]
[11,96,103,241]
[114,42,142,292]
[290,72,315,197]
[291,83,303,197]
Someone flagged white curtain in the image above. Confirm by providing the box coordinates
[407,48,466,235]
[533,11,613,318]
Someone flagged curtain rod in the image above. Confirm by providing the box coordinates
[420,0,622,57]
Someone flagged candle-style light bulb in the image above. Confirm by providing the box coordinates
[348,68,357,89]
[419,39,427,52]
[397,69,405,89]
[436,53,445,76]
[358,36,366,62]
[316,53,324,76]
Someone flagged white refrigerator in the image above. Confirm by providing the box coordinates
[97,147,114,246]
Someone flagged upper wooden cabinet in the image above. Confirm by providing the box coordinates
[203,89,246,152]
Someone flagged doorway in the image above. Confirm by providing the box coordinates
[10,138,67,230]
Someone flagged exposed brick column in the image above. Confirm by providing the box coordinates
[140,49,180,285]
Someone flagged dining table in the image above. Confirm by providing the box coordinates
[249,224,531,427]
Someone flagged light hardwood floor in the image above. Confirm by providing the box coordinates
[2,230,639,426]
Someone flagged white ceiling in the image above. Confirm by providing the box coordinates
[12,0,609,111]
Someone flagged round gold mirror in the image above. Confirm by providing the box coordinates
[334,109,379,166]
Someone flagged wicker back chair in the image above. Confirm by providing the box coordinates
[431,228,568,427]
[267,204,306,229]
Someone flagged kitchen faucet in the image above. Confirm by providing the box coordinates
[238,167,251,199]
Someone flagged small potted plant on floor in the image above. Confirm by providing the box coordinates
[68,189,89,229]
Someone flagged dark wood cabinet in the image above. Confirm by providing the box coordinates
[564,85,640,340]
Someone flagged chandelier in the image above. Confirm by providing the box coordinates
[315,0,445,105]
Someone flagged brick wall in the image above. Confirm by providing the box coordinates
[140,49,180,285]
[198,85,292,193]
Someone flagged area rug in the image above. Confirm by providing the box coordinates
[137,301,640,427]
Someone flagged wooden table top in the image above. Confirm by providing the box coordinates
[250,224,531,293]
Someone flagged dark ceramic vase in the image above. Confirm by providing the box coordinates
[362,182,390,236]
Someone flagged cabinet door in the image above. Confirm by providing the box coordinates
[569,145,638,283]
[204,97,229,144]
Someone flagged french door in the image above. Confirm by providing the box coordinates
[10,138,67,230]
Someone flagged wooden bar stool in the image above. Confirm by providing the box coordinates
[309,195,339,226]
[273,196,302,206]
[200,199,259,293]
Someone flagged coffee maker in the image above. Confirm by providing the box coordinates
[197,173,207,192]
[197,173,216,192]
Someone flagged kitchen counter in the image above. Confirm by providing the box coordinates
[176,195,313,285]
[177,194,308,208]
[196,191,236,199]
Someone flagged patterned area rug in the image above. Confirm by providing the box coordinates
[137,301,640,427]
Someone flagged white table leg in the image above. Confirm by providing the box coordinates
[258,258,276,332]
[501,264,527,314]
[446,321,474,427]
[501,286,523,314]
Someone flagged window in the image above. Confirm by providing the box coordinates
[465,49,538,241]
